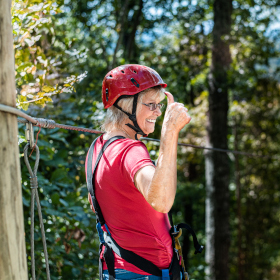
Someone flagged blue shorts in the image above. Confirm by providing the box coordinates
[103,269,182,280]
[103,269,164,280]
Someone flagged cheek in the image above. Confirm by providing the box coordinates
[136,104,144,116]
[136,106,147,123]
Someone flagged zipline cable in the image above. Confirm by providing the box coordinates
[0,103,276,159]
[141,137,272,158]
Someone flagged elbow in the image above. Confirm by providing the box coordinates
[150,202,172,213]
[145,188,175,213]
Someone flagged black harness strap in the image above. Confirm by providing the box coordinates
[87,136,125,280]
[177,224,204,255]
[87,136,125,225]
[104,233,162,276]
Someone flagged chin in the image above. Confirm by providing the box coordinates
[141,124,155,136]
[145,129,154,135]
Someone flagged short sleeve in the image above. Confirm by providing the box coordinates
[122,142,155,182]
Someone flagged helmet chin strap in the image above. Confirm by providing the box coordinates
[113,94,147,140]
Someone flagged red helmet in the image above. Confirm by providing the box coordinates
[102,64,167,109]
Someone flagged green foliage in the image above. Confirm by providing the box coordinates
[14,0,280,279]
[13,0,87,110]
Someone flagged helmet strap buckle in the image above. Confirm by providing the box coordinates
[128,114,137,123]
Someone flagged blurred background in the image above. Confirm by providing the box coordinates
[13,0,280,279]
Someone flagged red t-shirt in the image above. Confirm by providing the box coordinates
[85,135,173,274]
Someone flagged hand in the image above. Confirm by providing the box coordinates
[162,92,191,134]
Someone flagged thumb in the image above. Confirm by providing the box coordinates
[165,91,174,105]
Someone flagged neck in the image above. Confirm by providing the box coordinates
[119,126,134,139]
[104,124,142,140]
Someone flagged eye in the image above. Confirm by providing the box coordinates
[148,103,156,110]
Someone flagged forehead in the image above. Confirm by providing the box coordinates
[142,89,164,102]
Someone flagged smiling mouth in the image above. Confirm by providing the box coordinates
[146,119,156,123]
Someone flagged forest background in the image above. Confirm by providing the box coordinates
[12,0,280,279]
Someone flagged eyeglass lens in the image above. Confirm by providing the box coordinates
[150,103,164,110]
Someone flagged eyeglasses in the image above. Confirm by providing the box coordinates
[141,102,165,111]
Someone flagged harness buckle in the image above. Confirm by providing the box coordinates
[162,269,169,280]
[171,225,181,238]
[174,248,180,260]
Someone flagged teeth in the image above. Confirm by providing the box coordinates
[146,119,156,123]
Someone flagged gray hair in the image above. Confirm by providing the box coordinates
[101,85,165,132]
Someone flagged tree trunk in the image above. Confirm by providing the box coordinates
[123,0,143,62]
[205,0,232,279]
[111,0,130,68]
[0,1,28,279]
[234,118,244,280]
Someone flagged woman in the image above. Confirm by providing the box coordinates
[86,64,191,280]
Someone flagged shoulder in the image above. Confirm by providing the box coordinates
[117,139,149,156]
[101,137,148,152]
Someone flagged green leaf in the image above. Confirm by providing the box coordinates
[59,198,69,207]
[42,85,55,92]
[51,192,60,204]
[51,169,67,182]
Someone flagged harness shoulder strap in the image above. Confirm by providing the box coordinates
[86,135,125,225]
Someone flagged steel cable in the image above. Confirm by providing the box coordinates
[140,137,273,158]
[0,103,276,158]
[17,116,103,134]
[24,144,51,280]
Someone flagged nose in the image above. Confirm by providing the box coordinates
[153,106,162,117]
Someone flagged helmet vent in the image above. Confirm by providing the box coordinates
[109,75,112,77]
[133,70,137,73]
[121,70,124,73]
[131,78,140,88]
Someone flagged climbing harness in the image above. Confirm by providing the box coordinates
[23,122,51,280]
[86,136,204,280]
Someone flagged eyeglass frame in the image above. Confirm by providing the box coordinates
[140,102,165,111]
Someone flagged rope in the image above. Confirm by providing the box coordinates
[24,144,51,280]
[0,103,276,158]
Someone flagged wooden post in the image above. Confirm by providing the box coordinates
[0,0,28,279]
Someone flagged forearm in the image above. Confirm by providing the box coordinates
[147,131,179,213]
[136,91,191,213]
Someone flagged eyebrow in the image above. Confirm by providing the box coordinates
[145,100,163,103]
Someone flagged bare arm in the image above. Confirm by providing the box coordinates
[135,92,191,213]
